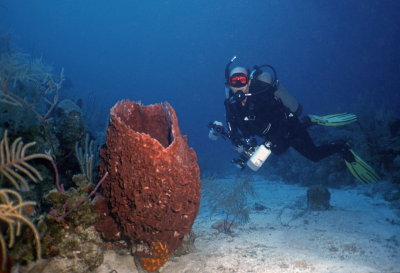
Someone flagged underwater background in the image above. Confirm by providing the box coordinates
[2,0,399,172]
[1,1,400,272]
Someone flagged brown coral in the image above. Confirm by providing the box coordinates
[95,100,201,272]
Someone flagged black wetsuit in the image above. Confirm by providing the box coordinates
[225,80,347,162]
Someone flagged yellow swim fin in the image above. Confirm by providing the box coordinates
[344,149,381,184]
[308,113,357,126]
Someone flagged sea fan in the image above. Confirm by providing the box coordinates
[205,175,255,234]
[0,130,52,190]
[0,130,50,269]
[0,189,41,270]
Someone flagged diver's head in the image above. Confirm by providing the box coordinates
[229,66,250,93]
[228,66,251,103]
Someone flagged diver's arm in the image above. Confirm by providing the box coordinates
[224,98,244,146]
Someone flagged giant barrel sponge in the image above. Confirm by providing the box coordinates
[95,100,201,272]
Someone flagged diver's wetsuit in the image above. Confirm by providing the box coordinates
[225,80,346,162]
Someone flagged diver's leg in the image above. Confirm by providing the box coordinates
[290,126,347,162]
[289,119,380,183]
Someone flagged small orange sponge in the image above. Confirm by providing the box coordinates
[140,242,171,272]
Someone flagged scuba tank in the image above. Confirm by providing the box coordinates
[255,69,301,115]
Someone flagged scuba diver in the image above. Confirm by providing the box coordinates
[208,56,380,184]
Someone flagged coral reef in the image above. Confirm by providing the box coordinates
[2,39,97,152]
[95,100,201,272]
[75,133,96,184]
[0,44,86,187]
[0,189,41,270]
[54,99,86,158]
[0,130,54,270]
[0,130,53,190]
[0,39,108,272]
[19,224,104,273]
[0,129,104,272]
[32,173,107,273]
[0,49,64,133]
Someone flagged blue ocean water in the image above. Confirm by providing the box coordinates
[1,0,399,171]
[1,2,400,272]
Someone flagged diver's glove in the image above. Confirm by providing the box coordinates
[208,121,226,140]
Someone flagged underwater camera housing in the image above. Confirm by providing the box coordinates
[233,141,272,171]
[246,142,272,171]
[231,138,257,169]
[208,121,225,140]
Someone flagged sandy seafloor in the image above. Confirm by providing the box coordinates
[94,178,400,273]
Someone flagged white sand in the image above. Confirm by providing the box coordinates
[96,178,400,273]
